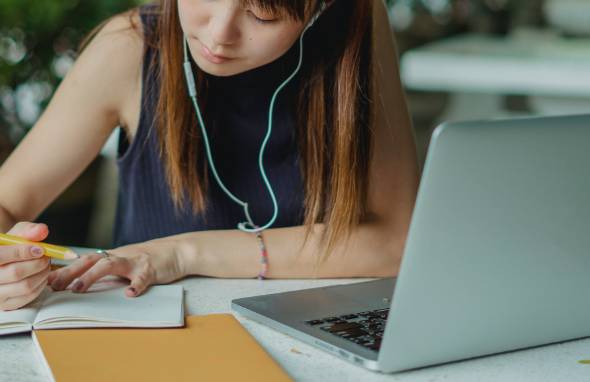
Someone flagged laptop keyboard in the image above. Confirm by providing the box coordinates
[304,308,389,352]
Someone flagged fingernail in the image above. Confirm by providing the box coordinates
[72,279,84,292]
[128,287,137,296]
[31,246,44,257]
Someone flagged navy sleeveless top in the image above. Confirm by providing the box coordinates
[113,7,306,246]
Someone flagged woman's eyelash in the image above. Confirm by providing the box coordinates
[254,16,275,24]
[247,10,277,24]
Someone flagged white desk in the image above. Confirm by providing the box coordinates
[2,277,590,381]
[400,29,590,122]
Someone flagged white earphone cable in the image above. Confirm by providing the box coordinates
[182,2,326,233]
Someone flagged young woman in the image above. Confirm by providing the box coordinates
[0,0,418,311]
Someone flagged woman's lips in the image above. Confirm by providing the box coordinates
[198,41,233,64]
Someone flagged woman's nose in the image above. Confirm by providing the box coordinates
[209,8,240,48]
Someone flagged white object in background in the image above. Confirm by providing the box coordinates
[100,128,119,158]
[544,0,590,37]
[400,29,590,121]
[401,30,590,97]
[91,128,120,248]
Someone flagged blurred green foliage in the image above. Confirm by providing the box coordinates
[0,0,145,144]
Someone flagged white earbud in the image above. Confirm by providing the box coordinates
[306,1,328,29]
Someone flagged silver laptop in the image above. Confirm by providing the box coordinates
[232,114,590,373]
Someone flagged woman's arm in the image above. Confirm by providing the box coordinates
[0,15,143,231]
[0,14,144,310]
[49,0,419,297]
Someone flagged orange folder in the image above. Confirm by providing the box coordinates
[33,314,292,382]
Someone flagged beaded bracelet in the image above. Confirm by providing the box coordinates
[254,230,269,280]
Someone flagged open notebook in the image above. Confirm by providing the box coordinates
[0,280,184,335]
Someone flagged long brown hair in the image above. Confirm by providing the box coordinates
[91,0,374,257]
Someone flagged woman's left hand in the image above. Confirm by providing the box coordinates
[47,241,186,297]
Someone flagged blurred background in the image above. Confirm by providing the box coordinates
[0,0,589,248]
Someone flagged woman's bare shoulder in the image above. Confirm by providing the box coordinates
[74,11,145,116]
[89,10,145,59]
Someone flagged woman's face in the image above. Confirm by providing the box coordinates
[178,0,306,76]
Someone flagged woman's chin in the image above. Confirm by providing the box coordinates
[193,57,247,78]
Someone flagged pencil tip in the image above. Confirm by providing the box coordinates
[63,250,80,260]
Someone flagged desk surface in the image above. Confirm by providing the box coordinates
[2,277,590,381]
[400,29,590,97]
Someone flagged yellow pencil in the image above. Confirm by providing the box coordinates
[0,233,79,260]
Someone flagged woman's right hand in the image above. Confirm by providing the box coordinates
[0,222,51,311]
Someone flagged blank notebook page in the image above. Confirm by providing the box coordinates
[34,284,183,328]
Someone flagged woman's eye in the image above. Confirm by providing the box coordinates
[248,10,277,24]
[254,16,275,24]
